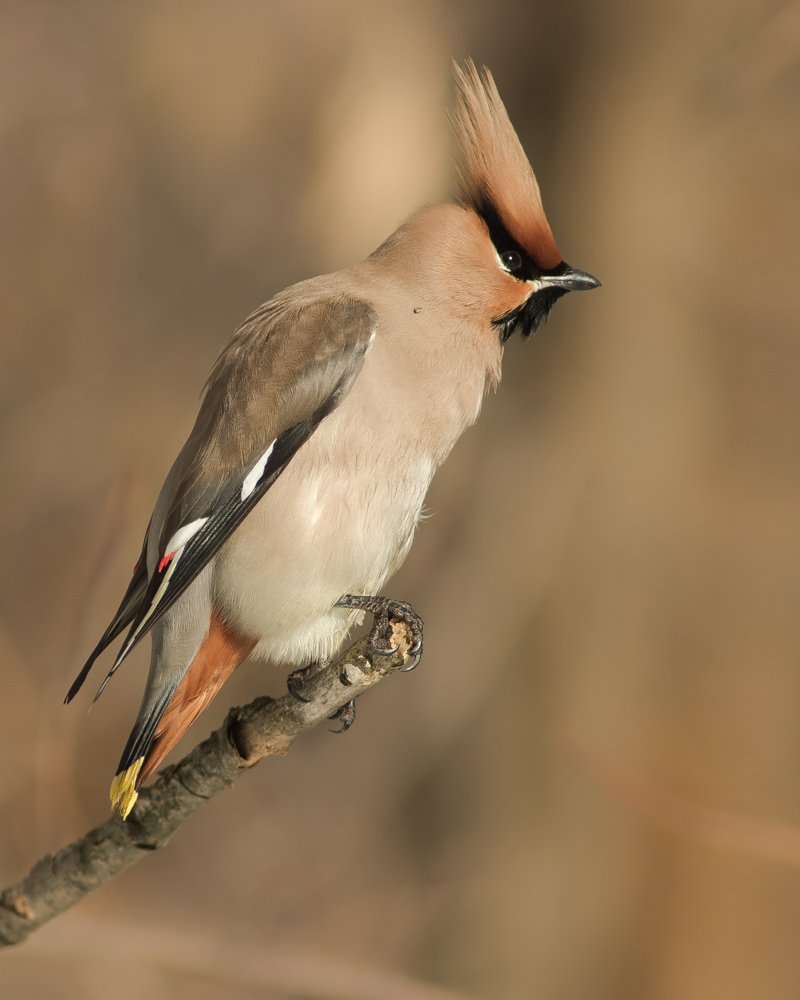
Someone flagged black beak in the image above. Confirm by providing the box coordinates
[539,264,601,293]
[494,261,600,342]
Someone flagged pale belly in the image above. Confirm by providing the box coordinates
[212,426,434,666]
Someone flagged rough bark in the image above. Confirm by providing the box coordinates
[0,628,411,948]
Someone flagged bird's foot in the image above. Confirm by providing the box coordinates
[335,594,423,671]
[328,699,357,733]
[288,660,357,734]
[286,659,328,703]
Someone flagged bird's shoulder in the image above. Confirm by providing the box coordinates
[209,282,377,386]
[154,285,376,533]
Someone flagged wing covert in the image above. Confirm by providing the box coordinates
[74,294,377,700]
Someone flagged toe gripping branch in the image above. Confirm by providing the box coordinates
[286,594,424,733]
[335,594,423,670]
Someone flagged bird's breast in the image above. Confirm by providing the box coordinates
[213,398,435,665]
[212,307,488,665]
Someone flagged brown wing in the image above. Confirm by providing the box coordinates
[69,293,377,703]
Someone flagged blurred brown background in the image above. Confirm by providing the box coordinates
[1,1,799,997]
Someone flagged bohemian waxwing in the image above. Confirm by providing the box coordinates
[66,60,600,819]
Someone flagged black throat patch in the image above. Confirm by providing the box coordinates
[493,288,568,342]
[476,198,569,342]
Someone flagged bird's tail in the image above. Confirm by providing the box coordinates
[111,611,254,819]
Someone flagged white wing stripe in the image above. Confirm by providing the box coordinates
[241,440,276,500]
[103,517,210,678]
[163,517,209,555]
[108,552,183,674]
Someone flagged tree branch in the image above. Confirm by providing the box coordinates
[0,628,412,948]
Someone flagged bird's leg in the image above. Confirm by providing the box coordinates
[336,594,423,672]
[328,699,357,734]
[288,596,422,734]
[286,658,329,703]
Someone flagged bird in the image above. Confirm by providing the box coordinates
[66,60,599,820]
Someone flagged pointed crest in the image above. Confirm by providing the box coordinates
[451,60,562,270]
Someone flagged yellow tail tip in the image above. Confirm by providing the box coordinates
[110,758,144,820]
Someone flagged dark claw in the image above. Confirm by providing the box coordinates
[368,614,396,657]
[286,668,311,703]
[336,594,424,667]
[400,650,422,672]
[329,699,356,733]
[287,660,328,703]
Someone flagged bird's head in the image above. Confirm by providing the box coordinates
[450,59,599,341]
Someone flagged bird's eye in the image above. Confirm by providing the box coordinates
[500,250,522,273]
